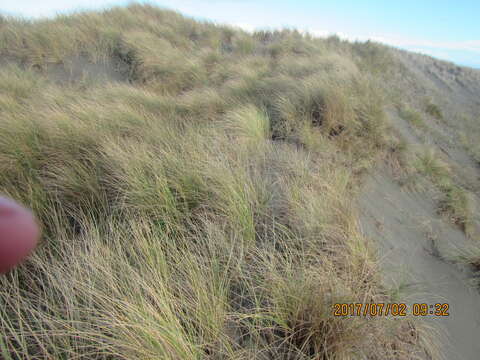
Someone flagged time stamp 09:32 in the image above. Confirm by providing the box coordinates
[333,303,450,317]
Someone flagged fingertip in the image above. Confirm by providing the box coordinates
[0,196,40,274]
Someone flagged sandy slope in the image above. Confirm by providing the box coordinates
[358,52,480,359]
[396,50,480,237]
[359,167,480,360]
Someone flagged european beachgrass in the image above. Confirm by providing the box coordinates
[0,4,438,359]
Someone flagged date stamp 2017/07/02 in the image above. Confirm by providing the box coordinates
[333,303,449,317]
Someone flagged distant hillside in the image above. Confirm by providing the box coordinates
[0,4,479,359]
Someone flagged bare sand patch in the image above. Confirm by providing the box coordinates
[359,167,480,360]
[0,54,130,85]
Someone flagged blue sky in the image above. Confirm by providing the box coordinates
[1,0,479,68]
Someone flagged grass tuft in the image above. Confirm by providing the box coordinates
[424,101,443,120]
[398,104,426,129]
[413,148,472,234]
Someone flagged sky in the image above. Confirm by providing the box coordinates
[1,0,479,69]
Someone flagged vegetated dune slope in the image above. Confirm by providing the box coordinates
[359,50,480,360]
[0,4,479,359]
